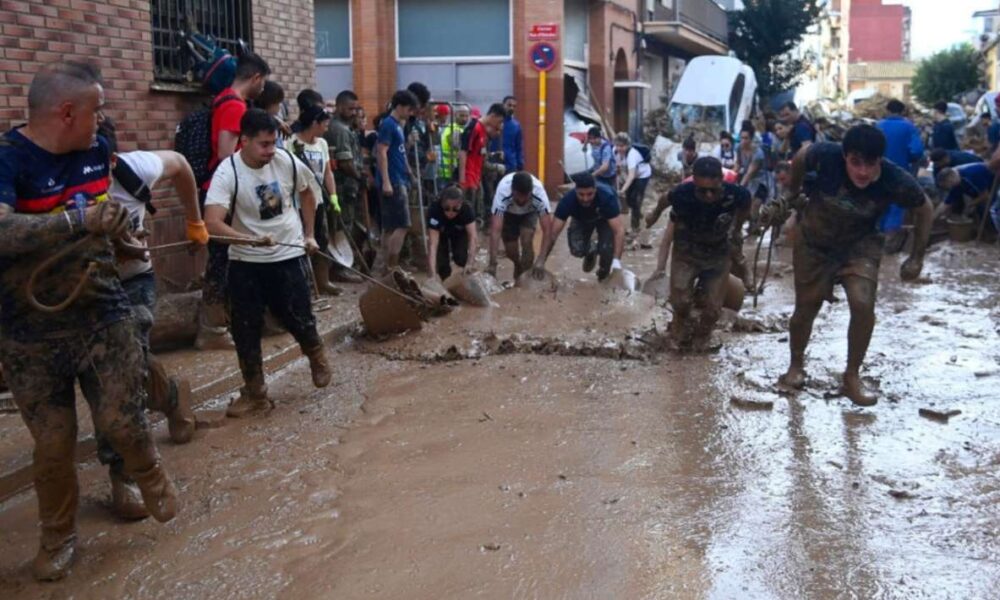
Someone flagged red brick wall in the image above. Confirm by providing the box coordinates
[0,0,317,289]
[352,0,397,121]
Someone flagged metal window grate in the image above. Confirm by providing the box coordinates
[151,0,253,82]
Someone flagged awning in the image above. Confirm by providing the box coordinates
[644,22,728,56]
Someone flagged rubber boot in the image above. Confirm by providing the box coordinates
[110,471,149,520]
[166,379,196,444]
[226,375,271,418]
[33,442,79,581]
[304,344,332,388]
[313,256,344,296]
[129,460,178,523]
[194,303,235,350]
[331,263,364,284]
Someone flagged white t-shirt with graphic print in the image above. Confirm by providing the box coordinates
[205,149,312,263]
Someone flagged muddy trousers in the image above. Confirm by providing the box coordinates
[93,274,177,473]
[436,232,469,280]
[568,218,614,278]
[625,177,650,232]
[228,257,323,386]
[0,319,162,550]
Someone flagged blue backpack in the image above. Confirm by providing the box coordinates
[180,31,241,95]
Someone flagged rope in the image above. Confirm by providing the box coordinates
[26,236,99,314]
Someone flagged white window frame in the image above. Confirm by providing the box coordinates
[315,0,353,65]
[395,0,513,63]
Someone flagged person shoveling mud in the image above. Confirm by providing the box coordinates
[759,125,932,406]
[645,157,750,352]
[426,186,478,281]
[533,173,628,282]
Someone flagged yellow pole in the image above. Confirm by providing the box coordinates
[538,71,546,182]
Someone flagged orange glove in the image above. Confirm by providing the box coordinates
[186,219,210,246]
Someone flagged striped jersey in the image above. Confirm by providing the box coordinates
[0,128,130,340]
[491,172,551,216]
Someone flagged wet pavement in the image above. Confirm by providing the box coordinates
[0,223,998,599]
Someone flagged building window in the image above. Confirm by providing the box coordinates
[564,0,588,65]
[151,0,253,83]
[397,0,510,60]
[315,0,351,61]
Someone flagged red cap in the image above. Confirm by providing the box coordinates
[435,104,450,117]
[471,107,482,119]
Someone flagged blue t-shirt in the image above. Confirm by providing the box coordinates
[590,140,617,179]
[0,128,130,340]
[554,183,620,223]
[932,120,959,151]
[945,150,983,168]
[946,163,994,206]
[376,114,409,187]
[669,181,751,257]
[877,115,923,170]
[790,116,816,153]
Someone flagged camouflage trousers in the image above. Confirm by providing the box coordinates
[0,319,162,547]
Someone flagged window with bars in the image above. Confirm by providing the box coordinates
[151,0,253,83]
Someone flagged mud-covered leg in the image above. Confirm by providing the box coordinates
[517,227,535,278]
[78,320,178,524]
[226,261,272,416]
[0,338,80,581]
[668,255,700,348]
[841,275,878,406]
[691,261,730,351]
[782,280,830,390]
[266,257,330,389]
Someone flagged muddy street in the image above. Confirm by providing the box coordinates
[1,231,999,599]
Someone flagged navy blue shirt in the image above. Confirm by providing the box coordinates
[989,120,1000,152]
[500,114,524,172]
[944,150,983,168]
[790,115,816,153]
[945,162,994,206]
[0,129,130,341]
[554,183,620,223]
[376,114,410,187]
[932,120,959,151]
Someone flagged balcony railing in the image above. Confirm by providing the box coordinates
[648,0,729,44]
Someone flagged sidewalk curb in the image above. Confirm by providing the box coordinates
[0,319,360,504]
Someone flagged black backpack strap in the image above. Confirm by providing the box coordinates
[112,157,156,215]
[212,93,241,111]
[283,147,299,208]
[225,154,239,226]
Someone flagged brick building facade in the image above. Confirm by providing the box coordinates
[0,0,316,289]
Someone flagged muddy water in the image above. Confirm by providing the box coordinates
[0,233,998,599]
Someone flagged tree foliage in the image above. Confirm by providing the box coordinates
[911,44,983,106]
[728,0,822,100]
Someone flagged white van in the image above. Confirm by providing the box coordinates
[667,55,758,138]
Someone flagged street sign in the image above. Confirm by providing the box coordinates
[529,42,557,73]
[528,23,559,41]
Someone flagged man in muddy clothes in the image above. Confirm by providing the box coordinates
[488,170,553,279]
[657,157,750,351]
[0,61,178,581]
[204,109,333,418]
[760,124,932,406]
[533,172,626,281]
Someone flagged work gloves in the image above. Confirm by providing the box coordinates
[186,220,210,245]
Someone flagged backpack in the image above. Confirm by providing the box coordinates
[180,32,238,95]
[112,157,157,215]
[632,143,652,164]
[174,93,240,188]
[224,148,298,225]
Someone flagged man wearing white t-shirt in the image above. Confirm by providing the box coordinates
[487,171,553,279]
[100,133,208,519]
[614,132,653,233]
[203,109,332,418]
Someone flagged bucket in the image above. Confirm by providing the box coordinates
[723,274,745,312]
[947,217,975,242]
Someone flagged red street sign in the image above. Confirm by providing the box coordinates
[530,43,557,72]
[528,23,559,41]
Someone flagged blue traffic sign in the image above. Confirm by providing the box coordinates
[530,42,557,72]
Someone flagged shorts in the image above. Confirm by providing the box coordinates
[793,234,882,291]
[380,183,411,231]
[669,249,730,309]
[501,211,539,242]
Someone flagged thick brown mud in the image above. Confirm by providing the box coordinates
[0,233,998,599]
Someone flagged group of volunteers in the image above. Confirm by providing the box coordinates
[0,51,983,584]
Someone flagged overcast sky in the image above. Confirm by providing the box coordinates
[885,0,997,59]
